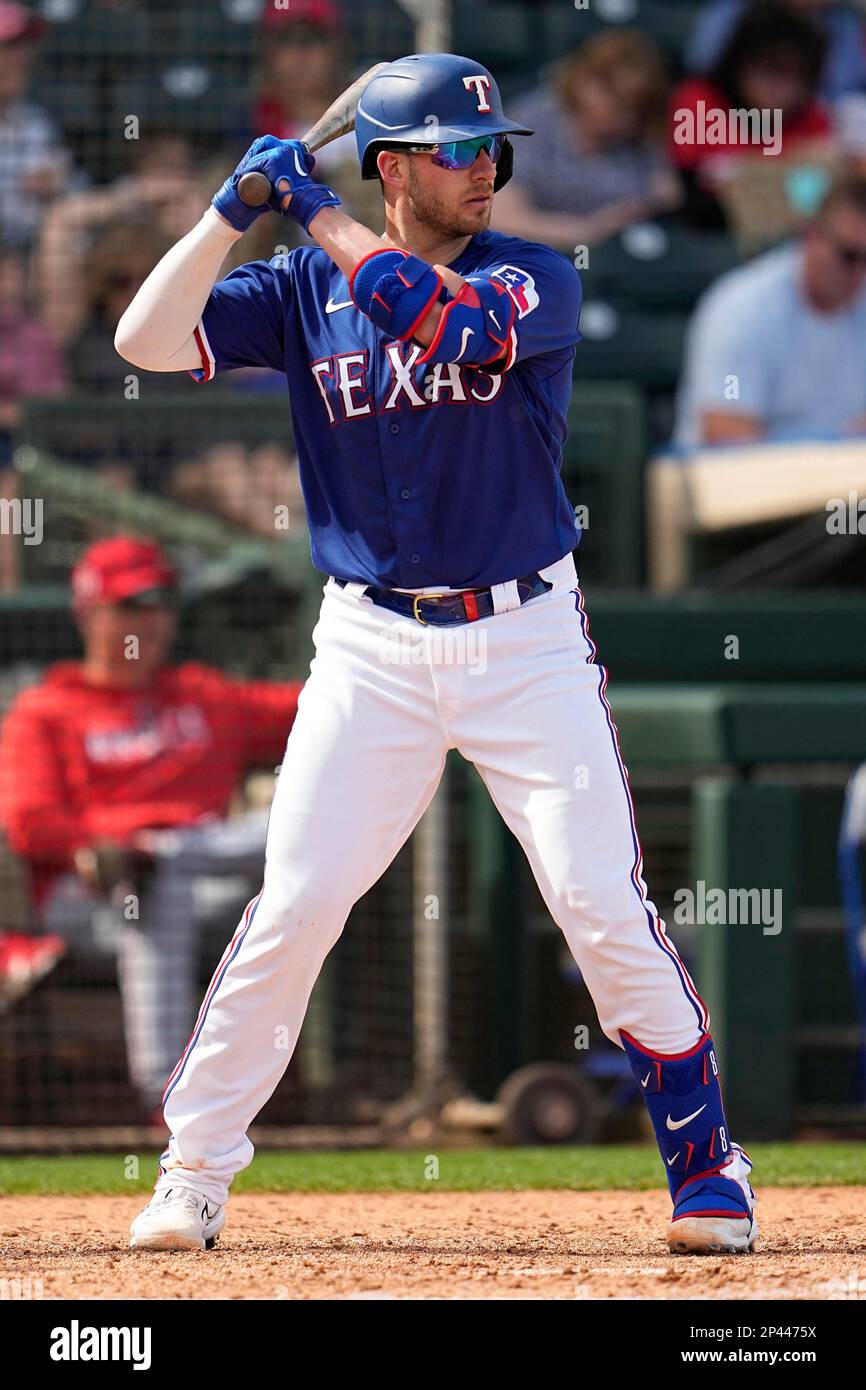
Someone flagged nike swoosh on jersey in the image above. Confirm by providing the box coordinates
[666,1104,707,1131]
[325,298,355,314]
[666,1152,680,1166]
[488,309,501,331]
[641,1071,651,1088]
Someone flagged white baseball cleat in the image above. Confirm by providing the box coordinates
[667,1212,758,1256]
[667,1144,758,1255]
[130,1187,225,1251]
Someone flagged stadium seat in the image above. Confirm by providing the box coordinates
[30,1,155,177]
[33,0,155,63]
[160,3,256,75]
[560,382,647,586]
[629,1,700,62]
[575,304,688,390]
[539,0,702,65]
[126,75,249,141]
[128,4,254,139]
[345,0,415,64]
[451,3,535,81]
[577,223,739,311]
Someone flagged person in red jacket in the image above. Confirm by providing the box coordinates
[0,536,301,1117]
[669,2,833,230]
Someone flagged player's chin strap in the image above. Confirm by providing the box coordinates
[620,1030,752,1220]
[349,248,514,366]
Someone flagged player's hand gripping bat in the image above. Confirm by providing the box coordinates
[237,61,388,208]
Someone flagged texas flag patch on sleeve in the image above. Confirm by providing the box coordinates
[490,265,540,318]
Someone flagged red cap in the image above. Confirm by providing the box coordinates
[71,537,177,612]
[0,2,45,44]
[262,0,342,34]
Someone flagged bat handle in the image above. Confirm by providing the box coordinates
[237,142,313,208]
[237,170,272,207]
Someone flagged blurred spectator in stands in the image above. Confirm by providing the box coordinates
[67,223,177,395]
[685,0,866,106]
[37,131,200,349]
[0,2,75,249]
[0,245,67,449]
[0,536,302,1119]
[674,176,866,446]
[252,0,346,152]
[164,442,305,540]
[0,930,65,1010]
[838,93,866,178]
[0,244,67,590]
[246,0,381,250]
[670,3,834,232]
[493,31,682,249]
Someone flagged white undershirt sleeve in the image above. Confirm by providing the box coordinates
[114,207,243,373]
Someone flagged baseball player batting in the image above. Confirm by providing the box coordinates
[117,54,757,1257]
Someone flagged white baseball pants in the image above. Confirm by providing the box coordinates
[159,552,708,1204]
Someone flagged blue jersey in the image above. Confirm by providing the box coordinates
[190,229,582,589]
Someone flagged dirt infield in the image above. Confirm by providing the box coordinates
[2,1188,864,1300]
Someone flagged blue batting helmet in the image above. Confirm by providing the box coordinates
[355,53,533,192]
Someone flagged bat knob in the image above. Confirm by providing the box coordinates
[237,171,272,207]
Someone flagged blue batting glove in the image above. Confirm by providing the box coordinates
[212,136,341,234]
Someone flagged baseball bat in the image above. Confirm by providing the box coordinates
[237,61,389,208]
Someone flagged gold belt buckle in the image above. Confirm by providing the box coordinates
[412,592,450,625]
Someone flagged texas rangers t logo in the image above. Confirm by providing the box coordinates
[463,74,492,112]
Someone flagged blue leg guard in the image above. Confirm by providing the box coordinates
[621,1030,755,1231]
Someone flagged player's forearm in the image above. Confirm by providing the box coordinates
[114,208,242,371]
[699,409,766,445]
[308,206,457,347]
[494,183,637,249]
[37,201,94,347]
[307,205,385,280]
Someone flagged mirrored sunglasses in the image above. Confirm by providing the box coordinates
[408,133,505,171]
[116,588,177,610]
[829,235,866,268]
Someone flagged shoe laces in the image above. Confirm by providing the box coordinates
[159,1187,209,1215]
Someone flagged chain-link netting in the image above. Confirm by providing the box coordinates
[1,0,864,1145]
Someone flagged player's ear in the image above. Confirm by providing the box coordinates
[376,147,407,192]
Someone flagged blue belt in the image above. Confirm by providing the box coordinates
[333,571,553,626]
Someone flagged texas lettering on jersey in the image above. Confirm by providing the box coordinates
[311,343,505,425]
[189,228,582,590]
[307,263,541,423]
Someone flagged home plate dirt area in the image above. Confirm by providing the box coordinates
[1,1188,864,1300]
